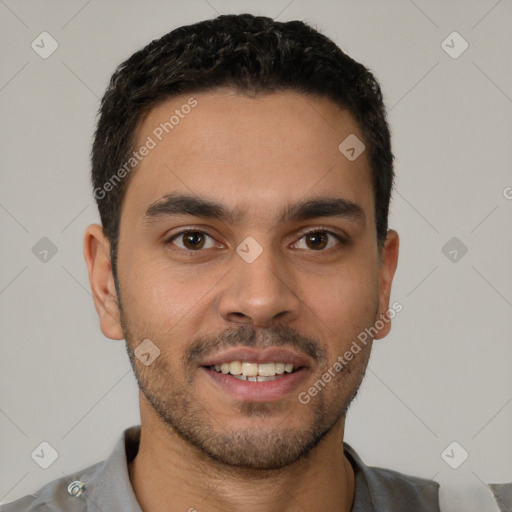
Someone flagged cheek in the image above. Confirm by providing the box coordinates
[120,257,222,337]
[299,262,379,348]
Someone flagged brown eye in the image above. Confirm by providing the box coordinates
[293,230,343,251]
[182,232,205,250]
[169,231,216,251]
[305,232,328,250]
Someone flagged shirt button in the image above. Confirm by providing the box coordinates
[67,480,86,497]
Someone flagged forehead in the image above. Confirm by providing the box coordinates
[121,89,374,228]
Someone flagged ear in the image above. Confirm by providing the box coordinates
[374,229,399,340]
[83,224,124,340]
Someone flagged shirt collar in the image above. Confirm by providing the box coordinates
[79,425,143,512]
[83,425,435,512]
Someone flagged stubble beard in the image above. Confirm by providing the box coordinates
[119,302,371,470]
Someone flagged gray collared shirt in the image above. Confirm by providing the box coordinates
[1,425,440,511]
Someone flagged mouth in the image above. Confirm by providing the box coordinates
[206,361,299,382]
[199,347,311,402]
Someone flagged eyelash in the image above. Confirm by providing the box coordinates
[164,227,347,254]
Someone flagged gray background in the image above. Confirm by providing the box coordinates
[1,1,511,511]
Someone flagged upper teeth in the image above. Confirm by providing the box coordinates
[213,362,294,377]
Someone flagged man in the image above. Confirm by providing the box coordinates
[1,13,440,512]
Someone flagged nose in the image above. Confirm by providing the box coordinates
[217,243,302,328]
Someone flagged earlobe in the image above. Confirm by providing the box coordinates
[83,224,124,340]
[374,229,399,340]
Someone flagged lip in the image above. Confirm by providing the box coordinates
[202,366,310,402]
[199,347,311,367]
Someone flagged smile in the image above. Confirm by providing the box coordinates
[209,362,295,381]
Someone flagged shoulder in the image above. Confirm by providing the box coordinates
[365,464,440,508]
[0,426,141,512]
[0,460,103,512]
[344,443,440,512]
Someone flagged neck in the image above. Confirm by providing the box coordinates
[129,399,355,512]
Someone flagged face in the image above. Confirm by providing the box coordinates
[85,89,399,470]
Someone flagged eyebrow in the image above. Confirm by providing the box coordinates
[142,192,366,227]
